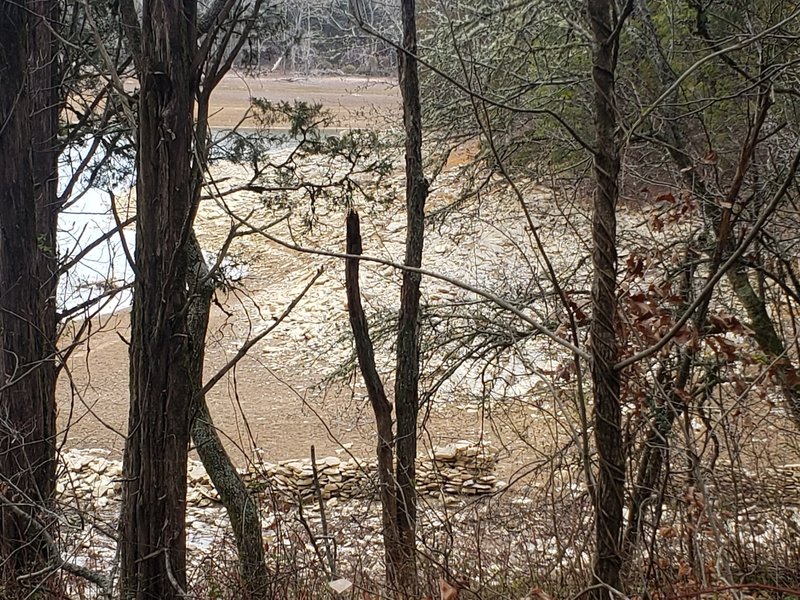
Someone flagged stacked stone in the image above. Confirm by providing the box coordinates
[56,442,502,510]
[187,460,221,507]
[57,449,122,509]
[416,440,498,496]
[771,465,800,498]
[710,463,800,505]
[247,440,499,501]
[251,456,379,500]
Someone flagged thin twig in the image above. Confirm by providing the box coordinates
[311,445,336,579]
[194,267,324,400]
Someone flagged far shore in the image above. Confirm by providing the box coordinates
[206,73,400,129]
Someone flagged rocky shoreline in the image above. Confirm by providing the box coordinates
[59,441,505,511]
[54,444,800,597]
[56,442,526,592]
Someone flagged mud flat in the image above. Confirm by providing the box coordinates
[207,73,400,129]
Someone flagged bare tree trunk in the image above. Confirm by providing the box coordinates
[343,3,428,595]
[0,1,58,591]
[394,0,428,596]
[345,211,403,591]
[119,2,198,597]
[185,232,270,599]
[30,0,59,507]
[588,1,624,597]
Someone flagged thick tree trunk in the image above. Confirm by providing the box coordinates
[0,0,40,566]
[394,0,428,596]
[30,0,59,505]
[119,2,198,598]
[588,1,624,597]
[0,1,58,590]
[185,233,270,599]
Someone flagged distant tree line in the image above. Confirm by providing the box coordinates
[241,0,400,75]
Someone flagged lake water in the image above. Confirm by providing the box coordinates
[55,131,288,318]
[58,145,135,316]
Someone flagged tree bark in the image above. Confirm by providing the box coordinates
[30,0,60,506]
[0,0,40,567]
[588,0,624,597]
[186,232,270,599]
[394,0,428,596]
[0,1,58,590]
[345,211,402,591]
[119,2,198,598]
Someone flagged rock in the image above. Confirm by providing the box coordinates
[58,441,500,513]
[188,462,207,483]
[434,445,457,460]
[88,458,108,474]
[329,578,353,594]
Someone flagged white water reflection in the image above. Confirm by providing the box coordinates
[56,141,253,318]
[58,145,135,316]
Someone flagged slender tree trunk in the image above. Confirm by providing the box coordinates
[186,232,270,599]
[0,1,58,590]
[344,1,428,594]
[394,0,428,596]
[119,2,198,597]
[726,266,800,423]
[588,1,624,597]
[345,211,403,591]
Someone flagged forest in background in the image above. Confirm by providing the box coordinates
[239,0,400,74]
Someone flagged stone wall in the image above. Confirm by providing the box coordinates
[58,450,122,508]
[57,447,800,511]
[248,440,501,502]
[58,441,503,509]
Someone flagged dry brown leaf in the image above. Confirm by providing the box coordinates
[439,578,459,600]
